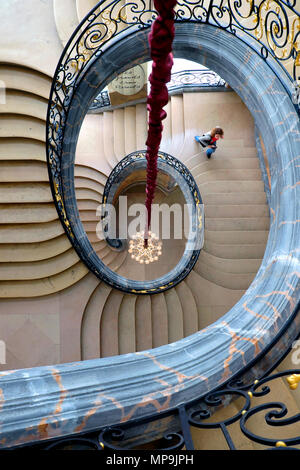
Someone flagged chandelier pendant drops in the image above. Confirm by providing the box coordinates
[129,231,162,264]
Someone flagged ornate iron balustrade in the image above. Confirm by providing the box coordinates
[168,68,226,90]
[89,69,226,111]
[89,89,111,110]
[9,367,300,450]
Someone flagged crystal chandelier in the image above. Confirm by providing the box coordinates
[128,231,162,264]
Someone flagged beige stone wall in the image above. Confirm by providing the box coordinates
[0,0,84,370]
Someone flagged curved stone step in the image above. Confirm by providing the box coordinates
[82,221,100,234]
[0,138,45,162]
[205,204,269,218]
[0,220,64,243]
[76,188,102,205]
[0,65,51,99]
[204,229,269,245]
[194,260,256,290]
[74,164,108,185]
[88,233,106,244]
[203,192,267,205]
[75,188,102,203]
[0,161,48,182]
[175,281,199,336]
[164,289,184,343]
[107,248,128,272]
[151,293,169,348]
[196,169,262,183]
[78,210,99,222]
[0,262,88,298]
[193,158,260,172]
[0,182,52,203]
[76,114,112,175]
[198,250,261,274]
[0,90,48,121]
[75,176,104,195]
[0,203,58,224]
[135,296,153,352]
[0,115,45,142]
[0,249,80,281]
[100,290,124,357]
[198,180,265,194]
[186,270,245,329]
[77,200,100,212]
[203,240,267,259]
[185,146,258,170]
[81,282,111,360]
[118,294,137,355]
[0,235,71,262]
[101,249,122,267]
[205,217,269,231]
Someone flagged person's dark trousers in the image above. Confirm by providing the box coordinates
[206,147,216,158]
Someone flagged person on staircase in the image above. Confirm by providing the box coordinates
[195,127,224,158]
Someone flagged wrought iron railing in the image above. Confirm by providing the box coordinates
[89,68,227,111]
[90,69,226,111]
[89,89,111,110]
[168,68,226,90]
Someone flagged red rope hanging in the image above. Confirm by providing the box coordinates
[144,0,177,246]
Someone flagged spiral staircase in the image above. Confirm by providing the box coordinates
[0,0,299,450]
[74,90,270,358]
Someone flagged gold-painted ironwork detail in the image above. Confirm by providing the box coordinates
[53,181,74,238]
[287,373,300,390]
[275,441,287,447]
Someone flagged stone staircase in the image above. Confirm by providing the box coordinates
[73,87,271,357]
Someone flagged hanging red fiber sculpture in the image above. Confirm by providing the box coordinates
[144,0,177,247]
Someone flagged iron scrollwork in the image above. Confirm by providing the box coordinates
[98,427,185,451]
[89,89,111,110]
[168,69,226,90]
[90,69,226,112]
[240,370,300,448]
[96,368,300,451]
